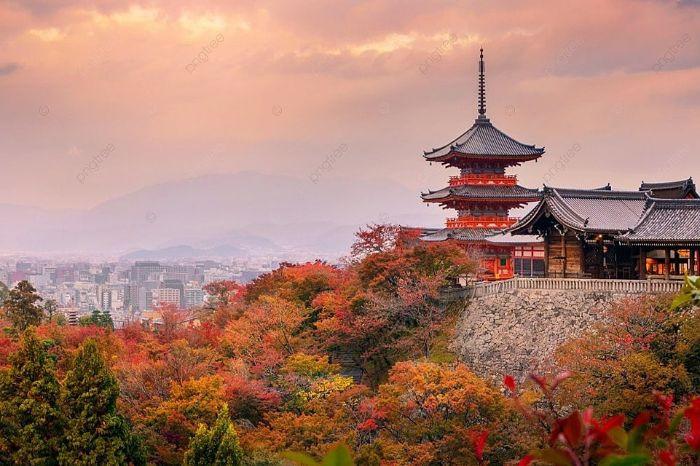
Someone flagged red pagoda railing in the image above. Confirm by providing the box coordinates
[446,216,518,229]
[449,174,517,187]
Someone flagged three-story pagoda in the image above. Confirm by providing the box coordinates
[420,49,544,279]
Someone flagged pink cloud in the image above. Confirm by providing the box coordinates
[0,0,698,210]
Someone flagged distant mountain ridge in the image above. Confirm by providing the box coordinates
[0,171,444,258]
[120,244,248,261]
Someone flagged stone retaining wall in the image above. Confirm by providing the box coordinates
[451,289,634,380]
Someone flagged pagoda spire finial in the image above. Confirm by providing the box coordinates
[478,48,487,119]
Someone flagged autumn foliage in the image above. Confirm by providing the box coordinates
[0,225,698,465]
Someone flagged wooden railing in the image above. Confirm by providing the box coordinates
[468,278,683,298]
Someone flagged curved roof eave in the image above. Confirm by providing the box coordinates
[423,119,545,160]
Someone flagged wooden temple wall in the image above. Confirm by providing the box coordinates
[546,230,584,277]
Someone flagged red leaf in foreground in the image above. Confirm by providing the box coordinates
[530,374,549,393]
[560,411,583,448]
[551,371,572,390]
[655,393,674,413]
[472,430,489,461]
[518,455,534,466]
[658,449,676,466]
[599,414,625,433]
[684,397,700,451]
[587,413,624,445]
[632,410,652,428]
[503,375,516,392]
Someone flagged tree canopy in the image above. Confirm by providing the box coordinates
[0,225,697,465]
[3,280,44,332]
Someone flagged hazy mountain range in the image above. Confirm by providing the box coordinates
[0,172,444,259]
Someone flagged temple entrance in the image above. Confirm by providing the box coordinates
[583,243,603,278]
[580,243,635,279]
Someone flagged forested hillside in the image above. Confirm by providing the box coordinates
[0,226,698,465]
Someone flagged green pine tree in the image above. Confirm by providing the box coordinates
[58,339,144,466]
[0,281,9,306]
[0,328,64,465]
[184,405,243,466]
[78,309,114,329]
[44,299,58,323]
[3,280,44,332]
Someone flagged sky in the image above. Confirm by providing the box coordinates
[1,0,700,210]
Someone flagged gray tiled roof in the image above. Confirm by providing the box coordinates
[422,184,540,201]
[618,199,700,245]
[639,178,698,199]
[485,231,543,244]
[424,118,544,160]
[639,178,694,191]
[511,187,649,233]
[420,228,542,244]
[420,227,501,242]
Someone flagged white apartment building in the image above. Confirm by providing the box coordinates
[152,287,181,308]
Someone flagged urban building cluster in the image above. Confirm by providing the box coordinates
[0,258,276,327]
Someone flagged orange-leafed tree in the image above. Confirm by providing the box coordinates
[316,242,475,384]
[555,295,697,418]
[365,361,513,465]
[223,296,305,376]
[387,272,447,358]
[221,374,282,425]
[242,383,370,462]
[203,280,246,311]
[355,242,474,293]
[246,261,342,309]
[144,375,226,464]
[350,223,401,261]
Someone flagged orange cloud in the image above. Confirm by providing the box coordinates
[28,26,65,41]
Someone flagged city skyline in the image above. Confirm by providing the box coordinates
[0,256,274,327]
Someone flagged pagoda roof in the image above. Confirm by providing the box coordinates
[420,227,502,242]
[618,198,700,246]
[423,49,544,164]
[639,177,698,199]
[510,186,649,234]
[422,183,540,202]
[423,118,545,162]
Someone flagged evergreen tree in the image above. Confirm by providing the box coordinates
[78,309,114,329]
[58,339,144,466]
[183,405,244,466]
[44,299,58,323]
[0,329,64,465]
[3,280,44,332]
[0,280,9,306]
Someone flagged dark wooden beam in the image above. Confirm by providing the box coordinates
[544,232,550,277]
[664,248,670,280]
[639,247,646,280]
[561,230,567,277]
[691,247,696,276]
